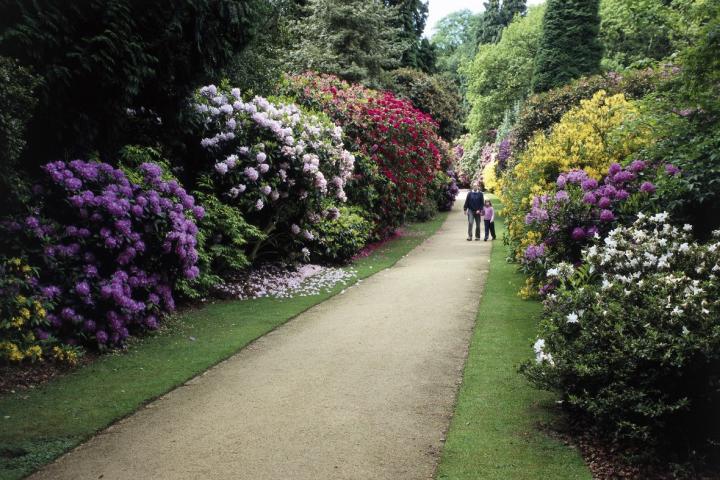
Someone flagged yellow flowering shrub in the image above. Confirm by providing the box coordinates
[500,90,652,263]
[482,161,499,193]
[0,257,78,364]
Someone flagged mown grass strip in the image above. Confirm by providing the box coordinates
[436,198,590,480]
[0,212,447,480]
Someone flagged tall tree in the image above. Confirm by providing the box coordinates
[289,0,405,85]
[500,0,527,25]
[385,0,431,71]
[476,0,503,45]
[531,0,602,93]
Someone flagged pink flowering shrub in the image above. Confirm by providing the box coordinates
[1,160,202,347]
[194,84,354,260]
[524,213,720,451]
[519,160,682,294]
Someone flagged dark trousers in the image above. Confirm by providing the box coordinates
[467,211,481,239]
[484,220,496,240]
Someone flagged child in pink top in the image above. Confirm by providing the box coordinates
[483,200,496,241]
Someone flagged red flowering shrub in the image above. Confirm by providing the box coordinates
[281,72,447,233]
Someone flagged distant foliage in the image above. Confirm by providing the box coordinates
[0,56,40,206]
[531,0,603,93]
[287,0,405,86]
[386,68,464,140]
[465,5,544,136]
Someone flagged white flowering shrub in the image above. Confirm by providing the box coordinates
[194,83,355,260]
[524,212,720,450]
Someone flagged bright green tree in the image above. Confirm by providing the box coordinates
[465,5,545,135]
[531,0,603,93]
[599,0,687,70]
[289,0,405,85]
[430,10,482,85]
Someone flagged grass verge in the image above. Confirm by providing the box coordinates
[436,197,590,480]
[0,212,448,480]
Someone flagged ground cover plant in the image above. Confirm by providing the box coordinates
[0,212,448,480]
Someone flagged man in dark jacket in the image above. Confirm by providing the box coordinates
[463,182,485,241]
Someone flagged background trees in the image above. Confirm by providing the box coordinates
[531,0,602,93]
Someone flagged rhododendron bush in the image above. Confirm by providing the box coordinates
[194,84,355,259]
[281,72,447,233]
[516,161,682,296]
[1,160,202,348]
[523,214,720,449]
[500,90,652,268]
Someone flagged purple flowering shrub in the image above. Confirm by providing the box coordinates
[2,160,202,347]
[523,214,720,450]
[520,160,681,294]
[194,84,355,261]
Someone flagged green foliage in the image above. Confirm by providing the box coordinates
[385,0,433,72]
[310,206,373,263]
[287,0,406,86]
[531,0,603,93]
[386,67,464,140]
[523,216,720,453]
[599,0,688,70]
[176,190,262,299]
[0,56,40,205]
[477,0,503,45]
[0,0,265,170]
[513,67,668,148]
[430,10,482,89]
[465,4,545,136]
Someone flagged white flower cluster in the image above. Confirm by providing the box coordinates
[194,84,356,250]
[533,338,554,365]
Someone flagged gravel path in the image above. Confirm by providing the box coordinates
[30,193,491,480]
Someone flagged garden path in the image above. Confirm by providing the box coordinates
[29,192,491,480]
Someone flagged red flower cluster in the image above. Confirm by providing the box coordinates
[282,72,447,226]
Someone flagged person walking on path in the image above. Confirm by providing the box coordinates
[463,182,484,241]
[483,200,496,241]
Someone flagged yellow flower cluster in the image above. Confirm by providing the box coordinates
[482,161,499,193]
[1,258,56,364]
[52,346,79,365]
[499,90,653,262]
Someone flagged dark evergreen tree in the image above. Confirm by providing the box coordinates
[385,0,431,72]
[416,38,437,74]
[531,0,602,93]
[476,0,503,45]
[500,0,527,25]
[290,0,405,85]
[0,0,267,171]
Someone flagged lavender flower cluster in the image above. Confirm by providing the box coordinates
[194,85,355,253]
[7,160,202,347]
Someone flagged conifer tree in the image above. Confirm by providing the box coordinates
[531,0,602,93]
[385,0,432,71]
[290,0,406,85]
[477,0,503,45]
[500,0,527,25]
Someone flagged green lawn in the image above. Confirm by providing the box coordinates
[0,212,447,480]
[436,197,590,480]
